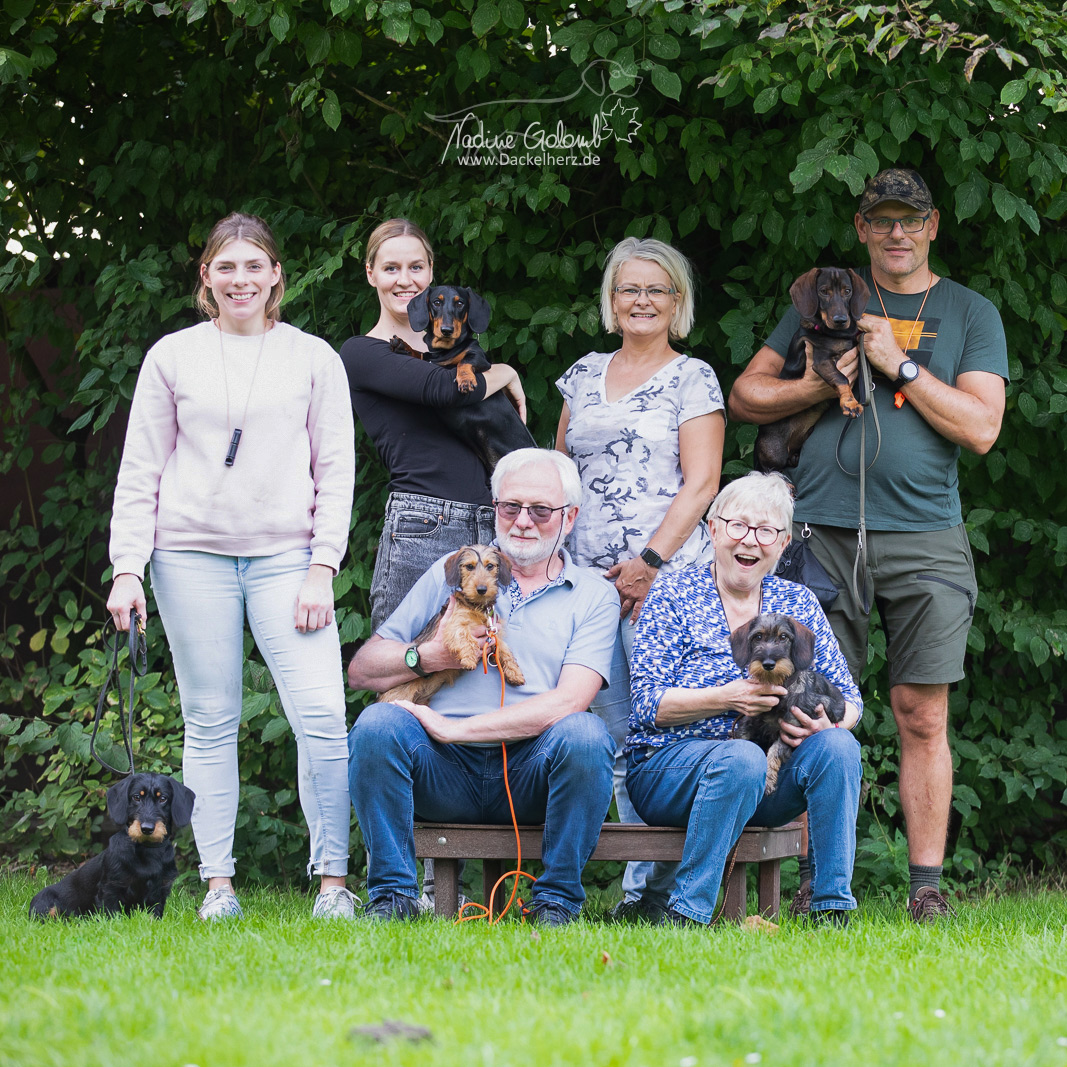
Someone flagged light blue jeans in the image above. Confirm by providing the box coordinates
[591,618,678,903]
[151,548,350,880]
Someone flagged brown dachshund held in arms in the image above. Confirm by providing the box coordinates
[729,613,846,794]
[754,267,871,473]
[382,545,525,706]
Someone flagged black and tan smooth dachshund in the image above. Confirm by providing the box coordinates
[29,773,195,919]
[754,267,870,473]
[382,544,525,706]
[389,285,535,472]
[729,613,846,794]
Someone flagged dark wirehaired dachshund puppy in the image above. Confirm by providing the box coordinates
[754,267,871,473]
[389,285,535,472]
[729,613,846,794]
[382,544,525,706]
[29,773,195,919]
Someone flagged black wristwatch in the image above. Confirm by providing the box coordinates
[893,359,920,388]
[640,547,664,569]
[404,645,429,677]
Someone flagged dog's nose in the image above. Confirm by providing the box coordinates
[476,585,488,595]
[833,315,849,327]
[761,657,778,671]
[139,821,156,835]
[440,323,454,334]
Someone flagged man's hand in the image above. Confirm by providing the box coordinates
[857,314,905,377]
[394,699,459,743]
[780,703,836,748]
[418,597,490,672]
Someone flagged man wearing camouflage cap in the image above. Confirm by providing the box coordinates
[730,167,1009,922]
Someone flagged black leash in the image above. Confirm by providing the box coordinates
[89,610,148,776]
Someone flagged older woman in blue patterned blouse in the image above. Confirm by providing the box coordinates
[625,471,863,926]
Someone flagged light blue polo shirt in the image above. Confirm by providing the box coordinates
[379,548,620,720]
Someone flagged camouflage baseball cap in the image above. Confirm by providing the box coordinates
[859,169,934,213]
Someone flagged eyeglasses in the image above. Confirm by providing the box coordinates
[493,500,567,524]
[862,213,931,234]
[718,517,784,547]
[613,286,677,302]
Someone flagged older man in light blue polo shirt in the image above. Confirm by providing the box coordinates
[347,448,619,926]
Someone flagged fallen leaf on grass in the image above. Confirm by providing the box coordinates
[349,1020,433,1044]
[741,915,779,934]
[530,928,541,943]
[599,950,612,966]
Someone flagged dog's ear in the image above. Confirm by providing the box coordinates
[465,288,491,333]
[493,550,513,590]
[790,620,817,672]
[170,779,195,829]
[847,269,870,321]
[406,289,433,332]
[443,548,466,590]
[107,778,132,824]
[789,269,820,320]
[729,620,756,670]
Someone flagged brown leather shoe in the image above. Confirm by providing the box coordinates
[908,886,955,923]
[789,880,812,918]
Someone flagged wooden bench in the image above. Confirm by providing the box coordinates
[413,821,803,921]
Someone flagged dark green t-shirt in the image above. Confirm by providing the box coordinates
[763,271,1008,531]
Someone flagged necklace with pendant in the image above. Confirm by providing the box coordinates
[218,321,269,467]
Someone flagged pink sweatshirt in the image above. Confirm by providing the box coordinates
[109,320,355,579]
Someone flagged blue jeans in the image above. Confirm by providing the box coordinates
[626,738,767,924]
[151,548,350,880]
[591,618,677,903]
[627,729,861,921]
[348,705,615,913]
[749,728,862,913]
[369,492,495,630]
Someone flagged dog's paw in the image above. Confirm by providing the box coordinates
[841,397,863,418]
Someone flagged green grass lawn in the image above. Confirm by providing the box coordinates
[2,875,1066,1067]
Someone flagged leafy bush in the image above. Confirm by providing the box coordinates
[2,0,1065,890]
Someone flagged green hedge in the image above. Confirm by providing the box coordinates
[1,0,1065,889]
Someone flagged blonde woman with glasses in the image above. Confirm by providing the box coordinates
[555,236,725,922]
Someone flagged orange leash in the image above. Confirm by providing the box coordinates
[457,615,535,924]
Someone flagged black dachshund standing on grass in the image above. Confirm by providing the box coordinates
[29,772,194,919]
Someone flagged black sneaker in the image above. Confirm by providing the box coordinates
[608,896,667,925]
[365,891,422,921]
[522,898,578,927]
[664,907,706,928]
[812,909,851,928]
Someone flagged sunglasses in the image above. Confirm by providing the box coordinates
[493,500,567,525]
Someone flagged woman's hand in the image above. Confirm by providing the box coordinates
[721,677,788,717]
[107,574,147,632]
[606,556,658,622]
[484,364,527,423]
[295,564,335,632]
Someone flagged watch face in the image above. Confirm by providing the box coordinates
[899,360,919,382]
[404,647,419,669]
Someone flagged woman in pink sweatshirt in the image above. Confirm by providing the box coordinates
[106,213,357,922]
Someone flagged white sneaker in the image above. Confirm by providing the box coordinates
[197,887,244,922]
[312,885,359,920]
[418,891,470,914]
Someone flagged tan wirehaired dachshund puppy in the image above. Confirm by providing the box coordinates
[382,545,525,706]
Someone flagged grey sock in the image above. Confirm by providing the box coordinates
[909,863,942,901]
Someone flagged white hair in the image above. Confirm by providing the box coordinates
[491,448,582,508]
[708,471,794,530]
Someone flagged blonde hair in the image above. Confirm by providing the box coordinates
[708,471,795,531]
[599,237,696,340]
[195,213,285,322]
[365,218,434,270]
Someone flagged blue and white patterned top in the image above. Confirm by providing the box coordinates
[627,566,862,752]
[556,351,724,574]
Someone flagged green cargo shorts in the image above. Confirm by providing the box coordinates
[793,522,977,687]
